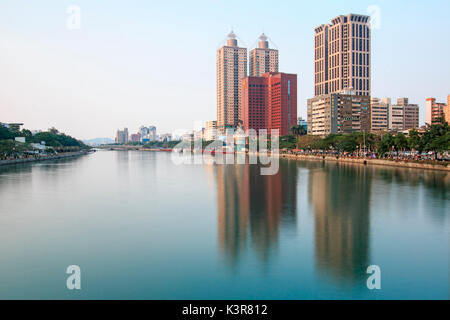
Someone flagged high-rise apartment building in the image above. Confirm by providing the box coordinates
[370,98,389,132]
[242,72,297,136]
[249,33,279,77]
[426,98,446,125]
[217,31,247,132]
[307,92,370,136]
[115,128,128,144]
[139,126,157,142]
[314,14,371,97]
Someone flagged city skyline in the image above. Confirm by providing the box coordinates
[1,1,449,139]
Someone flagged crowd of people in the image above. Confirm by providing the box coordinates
[281,149,447,162]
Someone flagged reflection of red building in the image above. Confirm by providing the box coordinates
[242,72,297,136]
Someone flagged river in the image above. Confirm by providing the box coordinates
[0,150,448,299]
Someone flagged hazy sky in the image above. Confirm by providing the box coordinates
[1,0,449,139]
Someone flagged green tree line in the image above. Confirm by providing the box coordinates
[289,118,449,156]
[0,124,89,150]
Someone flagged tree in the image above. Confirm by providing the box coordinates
[365,133,378,152]
[0,140,35,157]
[378,133,395,156]
[48,127,59,134]
[279,135,297,150]
[0,124,15,140]
[32,131,88,149]
[351,132,365,153]
[335,135,358,153]
[21,129,32,141]
[421,118,450,158]
[408,129,422,153]
[395,132,408,152]
[291,125,307,136]
[297,135,322,150]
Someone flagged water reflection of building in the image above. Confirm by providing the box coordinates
[309,163,372,285]
[215,160,298,266]
[216,164,250,263]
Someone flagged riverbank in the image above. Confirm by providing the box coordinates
[0,151,91,167]
[280,153,450,172]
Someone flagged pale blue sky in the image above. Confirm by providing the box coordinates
[0,0,449,139]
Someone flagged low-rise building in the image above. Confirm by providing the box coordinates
[398,98,419,130]
[384,97,419,131]
[297,117,307,131]
[159,133,172,142]
[370,98,389,132]
[204,121,217,141]
[1,123,24,132]
[307,92,371,136]
[130,133,141,142]
[389,104,404,131]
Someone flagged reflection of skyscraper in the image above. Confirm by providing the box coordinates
[216,164,250,265]
[214,160,298,266]
[308,163,372,285]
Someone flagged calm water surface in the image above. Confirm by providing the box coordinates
[0,151,448,299]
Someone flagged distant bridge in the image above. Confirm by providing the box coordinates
[96,145,143,151]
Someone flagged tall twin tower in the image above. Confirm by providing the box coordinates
[216,31,279,131]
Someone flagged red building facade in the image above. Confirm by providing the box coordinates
[242,72,297,136]
[242,76,268,132]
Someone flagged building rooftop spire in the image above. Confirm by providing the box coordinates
[259,33,268,41]
[258,33,269,49]
[226,30,238,47]
[227,30,237,39]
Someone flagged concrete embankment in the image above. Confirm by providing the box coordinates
[280,154,450,172]
[0,151,90,167]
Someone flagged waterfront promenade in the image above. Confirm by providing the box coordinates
[280,153,450,172]
[0,151,91,167]
[97,146,450,172]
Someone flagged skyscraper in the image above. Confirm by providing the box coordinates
[217,31,247,132]
[242,72,297,136]
[249,33,279,77]
[242,76,268,132]
[266,73,297,136]
[115,128,128,144]
[314,14,371,97]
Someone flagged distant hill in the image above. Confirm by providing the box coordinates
[83,138,114,146]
